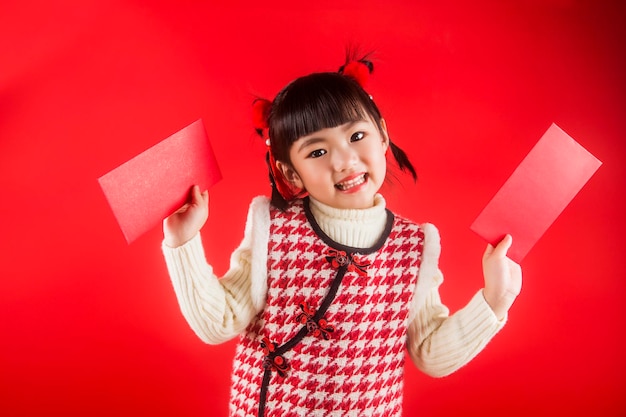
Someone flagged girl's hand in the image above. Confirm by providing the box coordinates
[482,234,522,320]
[163,185,209,248]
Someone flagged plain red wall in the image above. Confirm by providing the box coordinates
[1,1,625,416]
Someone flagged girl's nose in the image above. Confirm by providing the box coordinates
[331,146,358,172]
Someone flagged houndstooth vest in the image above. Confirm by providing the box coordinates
[229,198,424,417]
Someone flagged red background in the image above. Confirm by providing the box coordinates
[2,1,625,416]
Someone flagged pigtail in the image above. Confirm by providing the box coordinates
[389,141,418,181]
[252,97,303,210]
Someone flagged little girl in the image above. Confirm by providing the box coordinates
[162,56,522,417]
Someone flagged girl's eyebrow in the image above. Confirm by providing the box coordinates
[296,120,365,153]
[296,137,325,153]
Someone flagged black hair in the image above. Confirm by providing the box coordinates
[266,70,417,209]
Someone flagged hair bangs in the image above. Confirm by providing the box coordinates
[269,72,376,161]
[286,86,367,141]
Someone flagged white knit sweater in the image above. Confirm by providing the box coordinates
[162,194,505,378]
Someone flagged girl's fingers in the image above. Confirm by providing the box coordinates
[190,185,209,206]
[191,185,201,202]
[484,234,513,260]
[494,234,513,256]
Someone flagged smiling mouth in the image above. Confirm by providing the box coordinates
[335,174,367,191]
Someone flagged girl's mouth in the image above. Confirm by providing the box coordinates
[335,174,367,191]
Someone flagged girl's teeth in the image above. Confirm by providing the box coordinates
[337,175,365,190]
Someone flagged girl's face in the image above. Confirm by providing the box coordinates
[277,116,389,210]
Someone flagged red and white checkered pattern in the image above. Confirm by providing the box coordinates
[230,201,424,416]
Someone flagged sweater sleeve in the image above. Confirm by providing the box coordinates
[406,223,506,377]
[161,197,271,345]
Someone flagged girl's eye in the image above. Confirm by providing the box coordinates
[351,131,365,142]
[309,149,327,158]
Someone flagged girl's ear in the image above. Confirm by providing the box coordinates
[275,160,304,189]
[380,118,390,151]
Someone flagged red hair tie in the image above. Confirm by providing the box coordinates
[340,60,372,88]
[252,98,271,134]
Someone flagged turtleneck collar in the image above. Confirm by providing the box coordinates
[307,194,388,248]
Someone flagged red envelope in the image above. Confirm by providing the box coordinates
[470,123,602,263]
[98,119,221,244]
